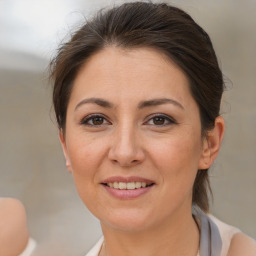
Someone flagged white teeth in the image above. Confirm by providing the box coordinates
[119,182,127,189]
[135,182,141,189]
[113,182,119,189]
[107,181,151,190]
[127,182,135,190]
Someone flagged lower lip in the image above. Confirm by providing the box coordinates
[102,185,154,199]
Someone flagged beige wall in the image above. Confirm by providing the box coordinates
[0,0,255,255]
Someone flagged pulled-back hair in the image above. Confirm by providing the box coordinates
[50,2,224,212]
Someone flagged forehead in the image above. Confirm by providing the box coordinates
[69,46,193,107]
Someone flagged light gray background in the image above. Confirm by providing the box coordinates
[0,0,255,255]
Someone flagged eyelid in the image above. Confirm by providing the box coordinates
[143,113,177,126]
[80,113,111,126]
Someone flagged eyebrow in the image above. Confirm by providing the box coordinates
[75,98,114,110]
[75,97,184,111]
[138,98,184,110]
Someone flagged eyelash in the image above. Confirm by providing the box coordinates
[80,114,111,126]
[80,113,177,127]
[144,114,177,126]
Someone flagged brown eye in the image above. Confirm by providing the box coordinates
[91,116,104,125]
[145,114,176,127]
[81,114,110,126]
[152,117,165,125]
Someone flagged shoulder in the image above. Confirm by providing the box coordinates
[227,232,256,256]
[0,197,29,256]
[208,214,240,240]
[208,214,256,256]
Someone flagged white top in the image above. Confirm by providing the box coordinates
[86,237,104,256]
[209,215,240,256]
[18,238,37,256]
[85,215,240,256]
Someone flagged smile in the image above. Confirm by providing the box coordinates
[105,181,153,190]
[101,177,155,199]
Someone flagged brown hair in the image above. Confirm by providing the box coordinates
[49,2,224,212]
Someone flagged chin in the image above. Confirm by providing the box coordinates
[99,208,157,232]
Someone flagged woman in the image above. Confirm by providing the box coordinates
[49,2,256,256]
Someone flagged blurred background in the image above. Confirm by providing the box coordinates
[0,0,255,255]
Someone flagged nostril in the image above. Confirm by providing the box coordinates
[111,159,139,167]
[108,145,145,167]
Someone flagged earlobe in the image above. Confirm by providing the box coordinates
[198,116,225,170]
[59,130,72,173]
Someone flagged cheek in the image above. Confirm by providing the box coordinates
[67,138,104,209]
[66,131,119,200]
[67,134,106,176]
[65,135,108,203]
[149,132,202,190]
[151,133,201,167]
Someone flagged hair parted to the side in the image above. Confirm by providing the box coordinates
[49,2,224,212]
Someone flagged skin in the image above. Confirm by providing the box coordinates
[228,233,256,256]
[0,198,29,256]
[60,47,225,256]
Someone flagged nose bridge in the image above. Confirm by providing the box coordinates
[108,119,144,166]
[118,121,136,152]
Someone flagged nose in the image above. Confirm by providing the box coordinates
[108,124,145,167]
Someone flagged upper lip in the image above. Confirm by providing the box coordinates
[101,176,155,185]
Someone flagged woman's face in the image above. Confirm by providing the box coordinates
[60,47,211,232]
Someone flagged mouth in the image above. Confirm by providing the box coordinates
[102,181,154,190]
[100,177,155,199]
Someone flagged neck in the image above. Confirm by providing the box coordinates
[100,206,200,256]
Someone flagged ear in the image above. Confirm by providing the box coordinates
[59,130,72,173]
[198,116,225,170]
